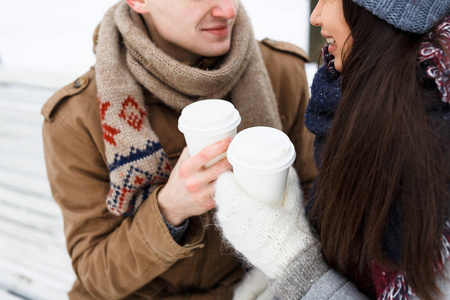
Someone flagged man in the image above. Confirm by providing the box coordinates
[42,0,316,298]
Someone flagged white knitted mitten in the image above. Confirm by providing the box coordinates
[233,268,272,300]
[214,167,316,279]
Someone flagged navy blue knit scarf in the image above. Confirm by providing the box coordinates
[304,45,341,169]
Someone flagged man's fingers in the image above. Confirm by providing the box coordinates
[204,157,232,182]
[182,138,232,171]
[178,147,191,163]
[182,157,232,193]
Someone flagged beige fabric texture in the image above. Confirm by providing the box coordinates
[95,1,282,215]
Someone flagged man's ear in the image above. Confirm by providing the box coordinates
[126,0,149,14]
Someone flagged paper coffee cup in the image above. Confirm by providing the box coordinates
[227,126,296,206]
[178,99,241,167]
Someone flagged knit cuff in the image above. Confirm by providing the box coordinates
[269,241,330,300]
[161,214,189,244]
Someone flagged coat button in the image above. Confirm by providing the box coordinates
[74,77,87,88]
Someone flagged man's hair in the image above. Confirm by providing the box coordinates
[310,1,450,299]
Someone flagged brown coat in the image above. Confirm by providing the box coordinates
[41,39,317,300]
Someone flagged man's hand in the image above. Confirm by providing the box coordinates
[157,138,233,226]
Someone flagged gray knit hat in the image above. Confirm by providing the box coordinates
[352,0,450,34]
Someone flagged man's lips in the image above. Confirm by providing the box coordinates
[202,25,230,37]
[205,25,228,30]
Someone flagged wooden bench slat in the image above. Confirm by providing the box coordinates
[0,105,44,125]
[0,153,47,179]
[0,215,65,248]
[0,186,60,217]
[0,234,75,284]
[0,289,26,300]
[0,135,44,159]
[0,266,70,300]
[0,85,51,108]
[0,169,52,198]
[0,117,42,141]
[0,202,60,234]
[0,234,74,282]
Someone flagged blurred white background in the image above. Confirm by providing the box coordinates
[0,0,312,89]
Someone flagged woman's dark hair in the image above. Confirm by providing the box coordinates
[310,1,450,299]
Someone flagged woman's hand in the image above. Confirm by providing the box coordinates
[157,138,233,226]
[214,167,317,279]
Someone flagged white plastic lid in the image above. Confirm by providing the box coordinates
[178,99,241,137]
[227,126,296,175]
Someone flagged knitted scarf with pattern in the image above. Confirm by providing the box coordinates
[95,1,282,216]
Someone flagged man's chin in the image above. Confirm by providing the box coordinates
[199,42,232,58]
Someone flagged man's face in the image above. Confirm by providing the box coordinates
[137,0,239,62]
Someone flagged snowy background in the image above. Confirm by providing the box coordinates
[0,0,314,89]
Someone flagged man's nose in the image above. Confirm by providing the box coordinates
[211,0,237,20]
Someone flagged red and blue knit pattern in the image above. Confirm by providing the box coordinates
[418,16,450,104]
[98,94,172,216]
[107,144,171,216]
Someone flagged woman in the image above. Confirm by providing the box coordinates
[214,0,450,299]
